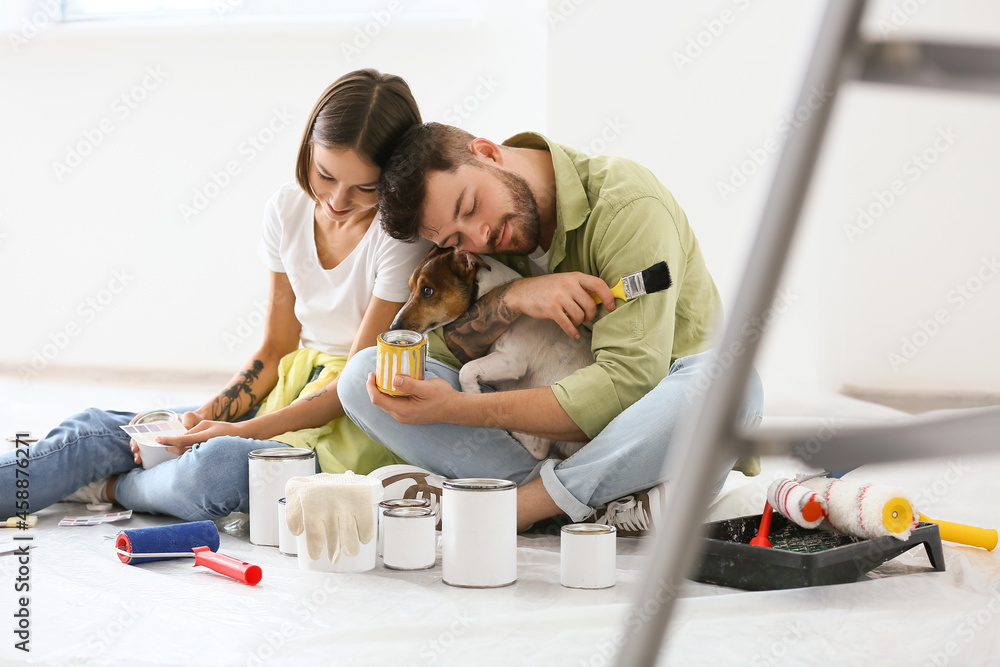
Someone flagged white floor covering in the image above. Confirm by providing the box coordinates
[1,374,999,666]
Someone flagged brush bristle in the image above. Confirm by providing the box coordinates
[640,261,672,294]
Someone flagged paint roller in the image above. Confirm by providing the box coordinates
[795,477,997,550]
[115,520,262,585]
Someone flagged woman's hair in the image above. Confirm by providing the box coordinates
[295,69,421,200]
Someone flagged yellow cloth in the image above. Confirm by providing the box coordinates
[255,348,406,474]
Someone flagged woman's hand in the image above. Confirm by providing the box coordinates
[156,420,250,454]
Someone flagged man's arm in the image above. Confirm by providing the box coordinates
[364,374,588,441]
[441,272,616,363]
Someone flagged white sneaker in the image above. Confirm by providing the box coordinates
[61,476,111,505]
[367,464,444,527]
[589,484,668,537]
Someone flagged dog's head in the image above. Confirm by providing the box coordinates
[390,246,490,334]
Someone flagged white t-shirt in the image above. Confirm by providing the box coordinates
[257,183,431,356]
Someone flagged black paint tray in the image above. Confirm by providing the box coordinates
[693,513,945,591]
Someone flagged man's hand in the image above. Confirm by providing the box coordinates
[507,272,615,339]
[365,373,459,425]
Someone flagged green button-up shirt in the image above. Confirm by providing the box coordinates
[427,132,722,439]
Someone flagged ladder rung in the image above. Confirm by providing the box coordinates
[858,40,1000,95]
[738,406,1000,469]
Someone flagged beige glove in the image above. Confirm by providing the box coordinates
[284,472,376,563]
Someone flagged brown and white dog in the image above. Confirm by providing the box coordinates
[390,246,593,459]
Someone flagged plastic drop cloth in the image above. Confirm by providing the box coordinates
[1,378,998,666]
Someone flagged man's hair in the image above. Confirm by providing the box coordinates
[378,122,479,242]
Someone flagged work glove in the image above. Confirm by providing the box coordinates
[284,472,376,563]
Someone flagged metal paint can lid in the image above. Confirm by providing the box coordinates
[442,478,516,492]
[383,507,435,519]
[248,447,316,461]
[562,523,616,536]
[134,410,178,425]
[380,498,431,510]
[378,330,426,347]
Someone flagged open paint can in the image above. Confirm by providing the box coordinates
[442,478,516,588]
[560,523,617,589]
[277,498,296,556]
[378,498,432,557]
[296,474,384,573]
[382,507,436,571]
[248,448,316,547]
[375,330,427,395]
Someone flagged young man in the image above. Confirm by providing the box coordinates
[337,123,763,534]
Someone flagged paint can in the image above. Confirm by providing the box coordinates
[277,498,296,556]
[378,498,433,557]
[441,478,517,588]
[560,524,617,589]
[382,507,437,571]
[133,409,178,425]
[248,447,316,547]
[296,474,384,573]
[375,330,427,395]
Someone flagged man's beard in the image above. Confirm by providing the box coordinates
[485,164,542,255]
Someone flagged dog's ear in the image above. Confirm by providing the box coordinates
[451,249,489,278]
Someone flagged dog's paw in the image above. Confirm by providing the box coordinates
[458,368,484,394]
[512,432,551,460]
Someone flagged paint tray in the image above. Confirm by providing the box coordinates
[693,513,945,591]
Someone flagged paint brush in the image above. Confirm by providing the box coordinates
[2,515,37,528]
[590,261,673,304]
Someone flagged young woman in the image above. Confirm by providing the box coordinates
[0,69,431,521]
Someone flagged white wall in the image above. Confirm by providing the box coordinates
[548,0,1000,402]
[0,0,547,383]
[3,0,999,404]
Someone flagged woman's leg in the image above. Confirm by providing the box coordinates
[113,436,291,522]
[0,408,139,516]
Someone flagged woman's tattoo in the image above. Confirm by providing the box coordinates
[212,360,264,421]
[303,386,328,402]
[442,283,520,364]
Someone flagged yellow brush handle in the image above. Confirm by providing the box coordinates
[591,280,626,304]
[919,512,998,551]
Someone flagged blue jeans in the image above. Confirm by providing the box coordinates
[338,348,764,521]
[0,407,291,521]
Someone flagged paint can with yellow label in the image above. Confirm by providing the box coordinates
[376,330,427,395]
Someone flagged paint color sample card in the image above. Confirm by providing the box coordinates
[120,419,186,446]
[59,510,133,527]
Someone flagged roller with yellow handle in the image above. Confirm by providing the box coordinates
[917,512,998,551]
